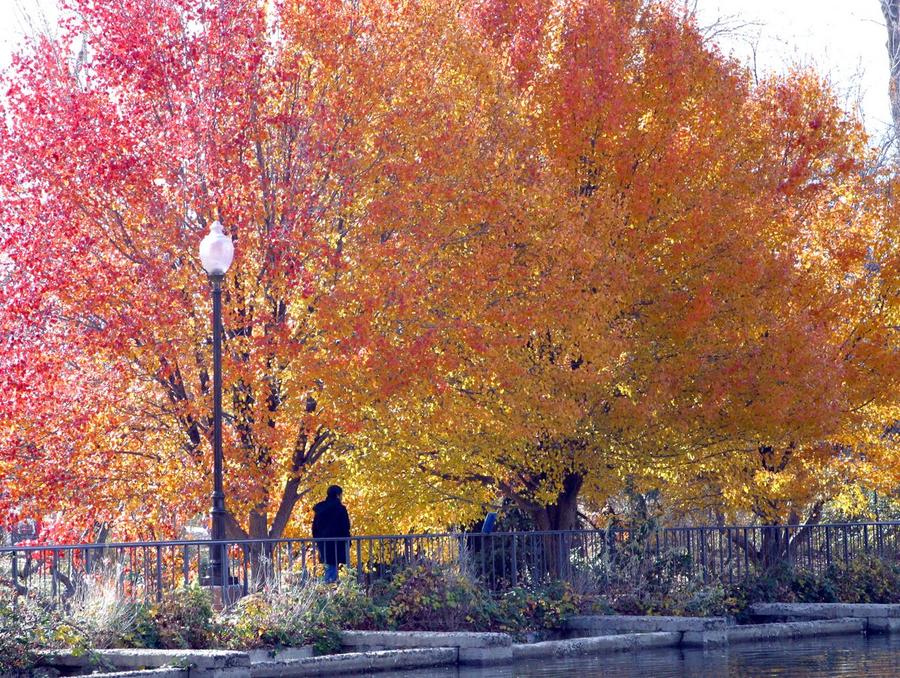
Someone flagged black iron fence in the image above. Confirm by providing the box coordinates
[3,522,899,606]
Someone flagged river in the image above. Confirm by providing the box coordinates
[374,633,900,677]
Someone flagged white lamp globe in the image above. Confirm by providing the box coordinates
[199,221,234,275]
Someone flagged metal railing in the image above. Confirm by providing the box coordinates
[3,522,899,606]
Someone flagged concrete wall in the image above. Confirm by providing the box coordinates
[250,648,456,677]
[750,603,900,621]
[42,649,250,678]
[340,630,512,665]
[728,618,866,644]
[565,615,727,647]
[513,631,681,659]
[750,603,900,634]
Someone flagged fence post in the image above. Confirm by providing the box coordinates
[825,526,832,567]
[727,529,733,584]
[785,527,791,569]
[511,534,518,587]
[155,546,163,603]
[220,543,228,603]
[51,550,59,600]
[700,528,708,583]
[843,525,849,566]
[11,550,18,599]
[743,528,749,576]
[807,529,813,572]
[718,529,725,578]
[491,534,498,588]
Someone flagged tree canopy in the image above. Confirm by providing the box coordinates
[1,0,896,541]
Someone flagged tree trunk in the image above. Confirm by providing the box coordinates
[248,505,271,589]
[218,431,327,588]
[744,502,824,571]
[881,1,900,141]
[525,473,583,579]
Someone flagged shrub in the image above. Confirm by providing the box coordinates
[68,569,157,649]
[494,582,585,635]
[826,556,900,604]
[219,574,319,650]
[376,562,496,632]
[304,572,388,654]
[0,589,87,673]
[715,559,898,622]
[153,586,216,649]
[1,592,45,673]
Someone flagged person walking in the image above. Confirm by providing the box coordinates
[312,484,351,582]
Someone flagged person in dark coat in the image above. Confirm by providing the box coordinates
[312,485,351,582]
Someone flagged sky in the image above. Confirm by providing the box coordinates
[0,0,893,139]
[693,1,891,138]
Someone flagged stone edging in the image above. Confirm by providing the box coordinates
[250,648,456,677]
[91,671,186,678]
[750,603,900,620]
[41,649,250,677]
[728,617,866,644]
[339,630,512,665]
[565,614,726,632]
[513,631,681,659]
[563,615,727,647]
[37,607,900,677]
[246,648,313,664]
[749,603,900,634]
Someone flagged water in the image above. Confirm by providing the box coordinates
[374,634,900,677]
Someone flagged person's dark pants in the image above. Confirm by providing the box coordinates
[324,563,338,583]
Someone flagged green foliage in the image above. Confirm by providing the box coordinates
[67,571,160,649]
[121,604,161,648]
[1,592,46,673]
[220,594,298,650]
[10,553,900,663]
[569,526,698,616]
[705,557,900,622]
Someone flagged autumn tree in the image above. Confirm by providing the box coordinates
[1,0,895,544]
[349,0,898,534]
[0,0,517,540]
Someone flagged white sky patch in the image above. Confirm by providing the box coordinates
[692,0,891,139]
[0,0,58,65]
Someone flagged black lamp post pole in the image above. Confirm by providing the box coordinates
[209,272,226,585]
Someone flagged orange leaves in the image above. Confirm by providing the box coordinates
[0,0,893,538]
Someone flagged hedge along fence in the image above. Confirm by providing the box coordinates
[6,544,900,674]
[3,523,900,608]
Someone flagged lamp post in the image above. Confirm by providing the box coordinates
[199,221,234,585]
